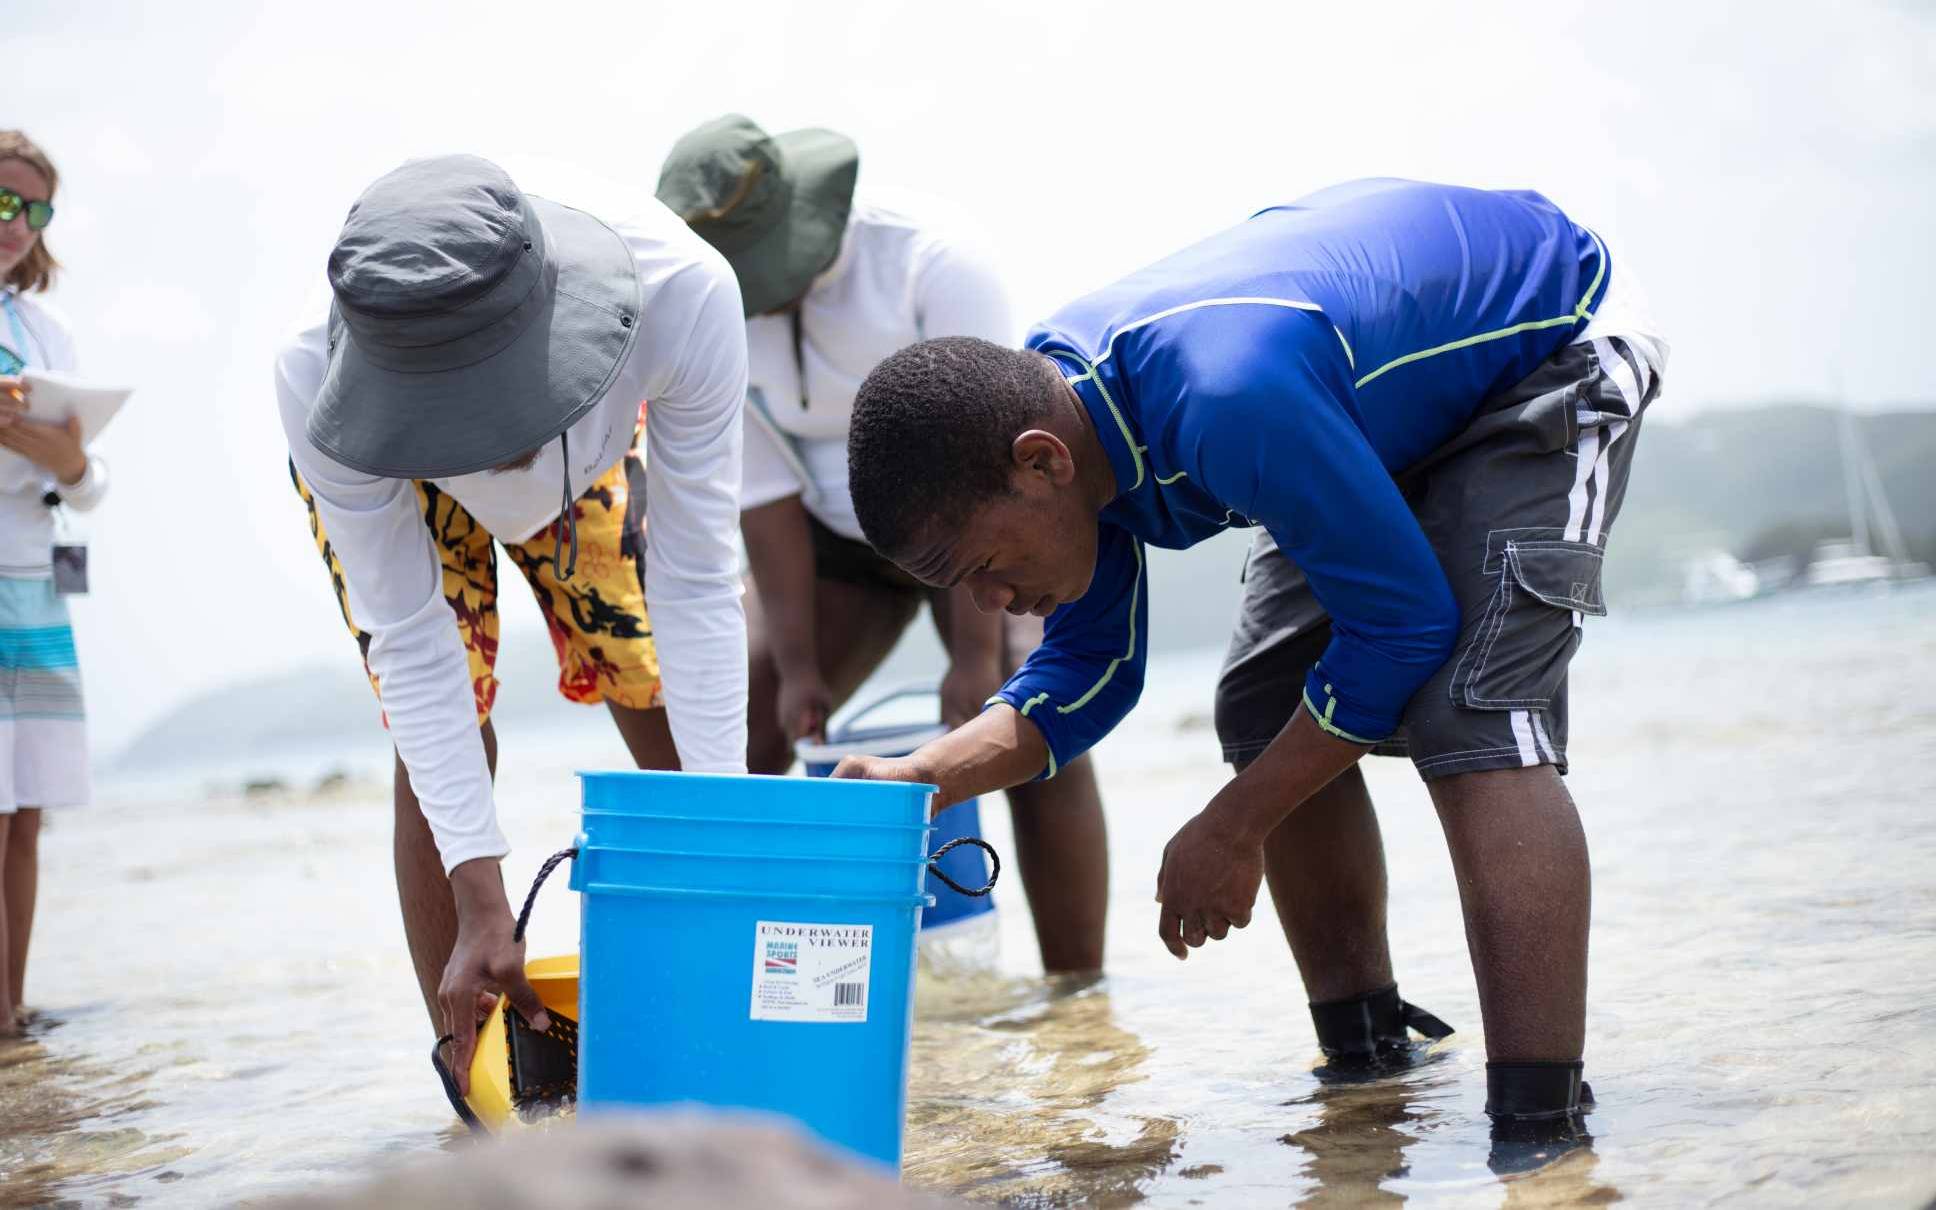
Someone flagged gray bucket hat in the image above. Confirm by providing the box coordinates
[656,115,858,316]
[307,154,642,480]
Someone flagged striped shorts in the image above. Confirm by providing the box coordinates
[0,576,90,812]
[1215,334,1663,778]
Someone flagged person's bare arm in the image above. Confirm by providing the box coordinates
[938,583,1006,728]
[831,701,1049,811]
[1153,705,1368,958]
[741,494,832,741]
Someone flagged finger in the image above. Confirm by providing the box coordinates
[1157,907,1187,960]
[1205,914,1232,942]
[62,416,81,439]
[501,966,551,1034]
[830,756,864,779]
[474,990,500,1021]
[443,986,479,1096]
[1183,912,1209,949]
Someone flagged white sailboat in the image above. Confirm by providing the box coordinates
[1801,410,1931,587]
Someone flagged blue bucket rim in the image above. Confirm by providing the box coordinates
[577,769,938,796]
[580,809,933,835]
[578,880,935,909]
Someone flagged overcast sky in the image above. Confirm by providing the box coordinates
[12,0,1935,753]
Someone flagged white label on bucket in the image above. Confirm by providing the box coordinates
[750,920,873,1023]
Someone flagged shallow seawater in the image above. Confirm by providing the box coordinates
[3,584,1934,1206]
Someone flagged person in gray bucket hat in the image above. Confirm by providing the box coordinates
[275,154,751,1096]
[659,117,1111,974]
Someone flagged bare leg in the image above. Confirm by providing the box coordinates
[393,721,499,1031]
[1001,759,1108,973]
[745,576,921,775]
[1428,766,1590,1061]
[3,809,39,1014]
[0,815,13,1035]
[1255,763,1395,1001]
[955,606,1110,974]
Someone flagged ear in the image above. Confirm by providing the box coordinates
[1010,429,1076,486]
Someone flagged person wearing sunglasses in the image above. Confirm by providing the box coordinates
[0,130,105,1040]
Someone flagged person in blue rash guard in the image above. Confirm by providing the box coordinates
[835,179,1667,1142]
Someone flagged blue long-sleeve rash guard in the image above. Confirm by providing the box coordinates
[995,178,1608,776]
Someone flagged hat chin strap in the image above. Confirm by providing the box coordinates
[556,428,578,582]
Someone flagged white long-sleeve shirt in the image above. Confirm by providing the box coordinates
[739,196,1014,541]
[1,289,109,578]
[275,197,749,872]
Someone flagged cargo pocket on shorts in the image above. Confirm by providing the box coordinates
[1449,529,1608,711]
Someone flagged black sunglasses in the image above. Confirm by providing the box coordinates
[0,188,55,232]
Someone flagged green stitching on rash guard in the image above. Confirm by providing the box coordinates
[1351,228,1610,391]
[1056,539,1145,715]
[1302,686,1383,746]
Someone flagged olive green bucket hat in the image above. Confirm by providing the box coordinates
[656,115,858,316]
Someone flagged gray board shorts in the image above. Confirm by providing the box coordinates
[1215,335,1662,778]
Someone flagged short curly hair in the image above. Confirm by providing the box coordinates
[848,337,1064,556]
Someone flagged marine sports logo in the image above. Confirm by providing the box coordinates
[764,939,798,974]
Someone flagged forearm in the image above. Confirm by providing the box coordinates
[1207,704,1369,842]
[907,703,1051,808]
[741,496,819,676]
[363,598,509,870]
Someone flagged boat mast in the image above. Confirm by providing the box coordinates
[1852,415,1913,564]
[1838,409,1873,558]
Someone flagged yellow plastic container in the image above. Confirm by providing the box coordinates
[462,954,580,1129]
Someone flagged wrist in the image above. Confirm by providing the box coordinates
[1206,780,1282,846]
[57,453,88,486]
[447,858,510,920]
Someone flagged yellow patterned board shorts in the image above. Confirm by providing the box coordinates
[290,420,663,727]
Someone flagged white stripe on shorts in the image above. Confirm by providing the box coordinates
[1593,337,1645,417]
[1585,419,1630,545]
[1530,712,1557,763]
[1563,425,1601,543]
[1510,710,1540,767]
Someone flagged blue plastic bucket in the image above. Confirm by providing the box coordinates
[795,688,997,932]
[570,770,937,1170]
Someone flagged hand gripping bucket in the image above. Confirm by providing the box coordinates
[447,770,998,1171]
[794,687,997,934]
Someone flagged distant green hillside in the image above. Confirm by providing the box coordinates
[1605,405,1936,601]
[114,405,1931,773]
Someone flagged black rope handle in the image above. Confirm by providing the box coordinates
[927,836,1001,897]
[514,847,579,944]
[431,1034,488,1135]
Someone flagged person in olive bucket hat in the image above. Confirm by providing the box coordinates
[659,117,1112,974]
[275,154,751,1095]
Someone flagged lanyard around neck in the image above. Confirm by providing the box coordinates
[1,294,28,371]
[790,308,809,411]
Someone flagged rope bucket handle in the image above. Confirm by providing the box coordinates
[926,836,1001,897]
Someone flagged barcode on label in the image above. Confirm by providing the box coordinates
[833,982,866,1008]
